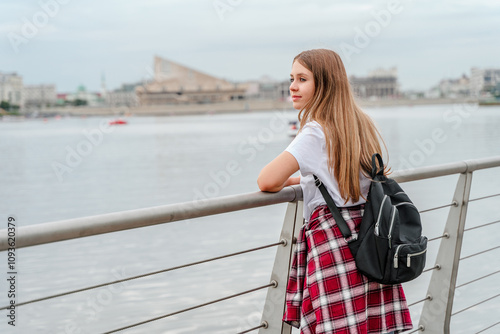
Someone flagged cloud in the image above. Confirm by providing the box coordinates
[1,0,499,92]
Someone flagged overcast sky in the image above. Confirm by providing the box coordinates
[1,0,499,93]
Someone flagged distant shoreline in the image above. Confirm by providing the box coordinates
[26,97,477,117]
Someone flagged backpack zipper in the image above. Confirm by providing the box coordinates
[374,195,389,236]
[395,202,417,209]
[387,206,396,249]
[394,245,428,268]
[394,244,403,268]
[407,248,427,267]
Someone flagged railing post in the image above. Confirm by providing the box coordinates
[259,201,304,334]
[418,172,473,333]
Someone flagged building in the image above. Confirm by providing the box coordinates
[242,76,289,101]
[350,67,399,99]
[24,84,57,108]
[436,75,470,98]
[106,82,140,107]
[0,72,24,108]
[63,85,104,107]
[470,67,500,97]
[100,72,108,101]
[136,56,246,105]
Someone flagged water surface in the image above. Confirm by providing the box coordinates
[0,104,499,333]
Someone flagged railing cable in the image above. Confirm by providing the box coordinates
[475,320,500,334]
[236,322,268,334]
[102,281,277,334]
[456,270,500,289]
[422,264,440,273]
[460,245,500,261]
[403,325,424,333]
[0,240,285,311]
[427,233,449,242]
[465,219,500,232]
[451,293,500,316]
[408,295,432,307]
[419,202,456,214]
[469,193,500,202]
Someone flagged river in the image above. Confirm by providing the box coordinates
[0,103,499,333]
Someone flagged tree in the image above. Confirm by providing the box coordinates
[0,101,10,110]
[73,99,88,106]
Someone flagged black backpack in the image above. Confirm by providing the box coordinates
[314,153,427,284]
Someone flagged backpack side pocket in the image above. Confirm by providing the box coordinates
[390,236,428,283]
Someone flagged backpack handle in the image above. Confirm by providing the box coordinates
[371,153,385,178]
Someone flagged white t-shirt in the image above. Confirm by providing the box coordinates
[285,121,370,221]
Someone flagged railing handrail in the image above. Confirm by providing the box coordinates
[390,155,500,182]
[0,184,301,251]
[1,155,499,251]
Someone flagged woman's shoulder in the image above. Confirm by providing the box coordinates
[289,121,325,152]
[301,120,323,134]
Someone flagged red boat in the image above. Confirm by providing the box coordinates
[288,120,298,137]
[109,119,127,125]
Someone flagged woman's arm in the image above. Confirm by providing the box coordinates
[258,151,300,192]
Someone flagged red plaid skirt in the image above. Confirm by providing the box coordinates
[283,205,413,334]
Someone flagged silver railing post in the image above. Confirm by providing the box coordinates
[259,201,304,334]
[418,171,473,333]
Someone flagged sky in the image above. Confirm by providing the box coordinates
[1,0,499,93]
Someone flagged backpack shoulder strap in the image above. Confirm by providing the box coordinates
[313,175,354,241]
[371,153,385,178]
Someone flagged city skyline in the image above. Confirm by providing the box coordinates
[2,55,484,96]
[1,0,499,92]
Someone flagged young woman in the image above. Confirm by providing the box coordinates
[258,49,412,333]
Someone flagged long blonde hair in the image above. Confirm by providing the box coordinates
[294,49,388,203]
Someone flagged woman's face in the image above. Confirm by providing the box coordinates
[290,60,315,110]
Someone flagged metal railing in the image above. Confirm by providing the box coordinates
[257,156,500,334]
[1,156,499,333]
